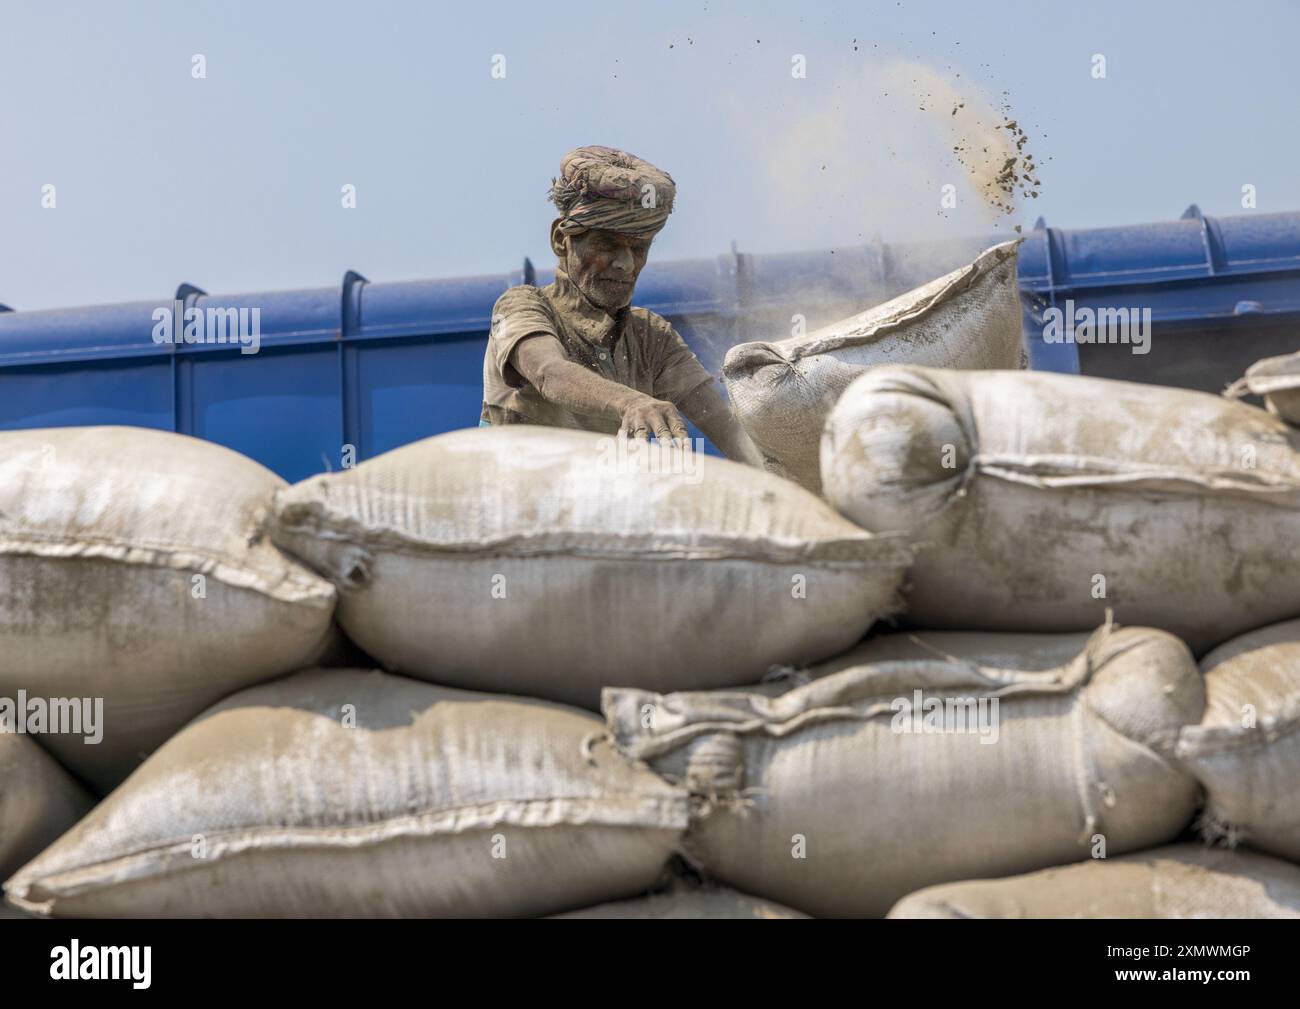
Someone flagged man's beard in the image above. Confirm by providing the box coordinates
[572,263,635,312]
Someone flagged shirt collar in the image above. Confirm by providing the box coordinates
[551,265,625,346]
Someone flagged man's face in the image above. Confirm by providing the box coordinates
[555,226,654,311]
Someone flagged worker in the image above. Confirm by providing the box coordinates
[481,145,763,465]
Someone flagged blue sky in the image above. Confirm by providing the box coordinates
[2,0,1297,310]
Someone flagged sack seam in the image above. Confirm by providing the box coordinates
[9,793,691,905]
[0,533,335,607]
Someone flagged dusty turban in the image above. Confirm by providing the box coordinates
[551,146,676,236]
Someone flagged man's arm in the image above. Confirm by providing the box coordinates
[511,334,690,441]
[676,380,764,467]
[650,320,762,467]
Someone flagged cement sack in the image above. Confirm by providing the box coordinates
[887,844,1300,919]
[723,241,1024,493]
[0,732,94,882]
[5,668,688,918]
[1227,350,1300,426]
[604,624,1203,918]
[822,365,1300,654]
[1176,618,1300,860]
[552,885,807,919]
[0,427,337,792]
[269,426,911,710]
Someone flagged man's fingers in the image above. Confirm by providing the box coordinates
[620,401,691,446]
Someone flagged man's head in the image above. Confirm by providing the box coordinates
[548,146,675,312]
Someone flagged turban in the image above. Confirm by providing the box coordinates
[551,146,676,236]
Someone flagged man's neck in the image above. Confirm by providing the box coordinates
[553,265,625,346]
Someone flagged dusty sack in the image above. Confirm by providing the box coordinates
[887,844,1300,918]
[269,426,911,709]
[822,365,1300,653]
[5,668,689,918]
[604,625,1203,918]
[0,426,337,792]
[0,733,94,882]
[723,241,1024,493]
[1227,350,1300,426]
[1176,618,1300,860]
[552,885,807,919]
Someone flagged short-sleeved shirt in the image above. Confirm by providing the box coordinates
[481,265,715,431]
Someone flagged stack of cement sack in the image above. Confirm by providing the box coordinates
[803,358,1300,917]
[6,244,1300,918]
[2,422,912,917]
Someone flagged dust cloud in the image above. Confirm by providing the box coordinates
[715,58,1039,348]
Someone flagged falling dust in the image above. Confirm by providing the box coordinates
[712,57,1043,351]
[906,62,1042,228]
[750,58,1040,247]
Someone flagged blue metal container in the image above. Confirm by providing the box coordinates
[1,208,1297,481]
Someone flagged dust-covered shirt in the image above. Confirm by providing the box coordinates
[481,265,715,431]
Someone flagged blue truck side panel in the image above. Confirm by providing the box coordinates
[1,209,1297,481]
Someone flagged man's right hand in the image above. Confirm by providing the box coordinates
[620,395,690,444]
[511,335,691,443]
